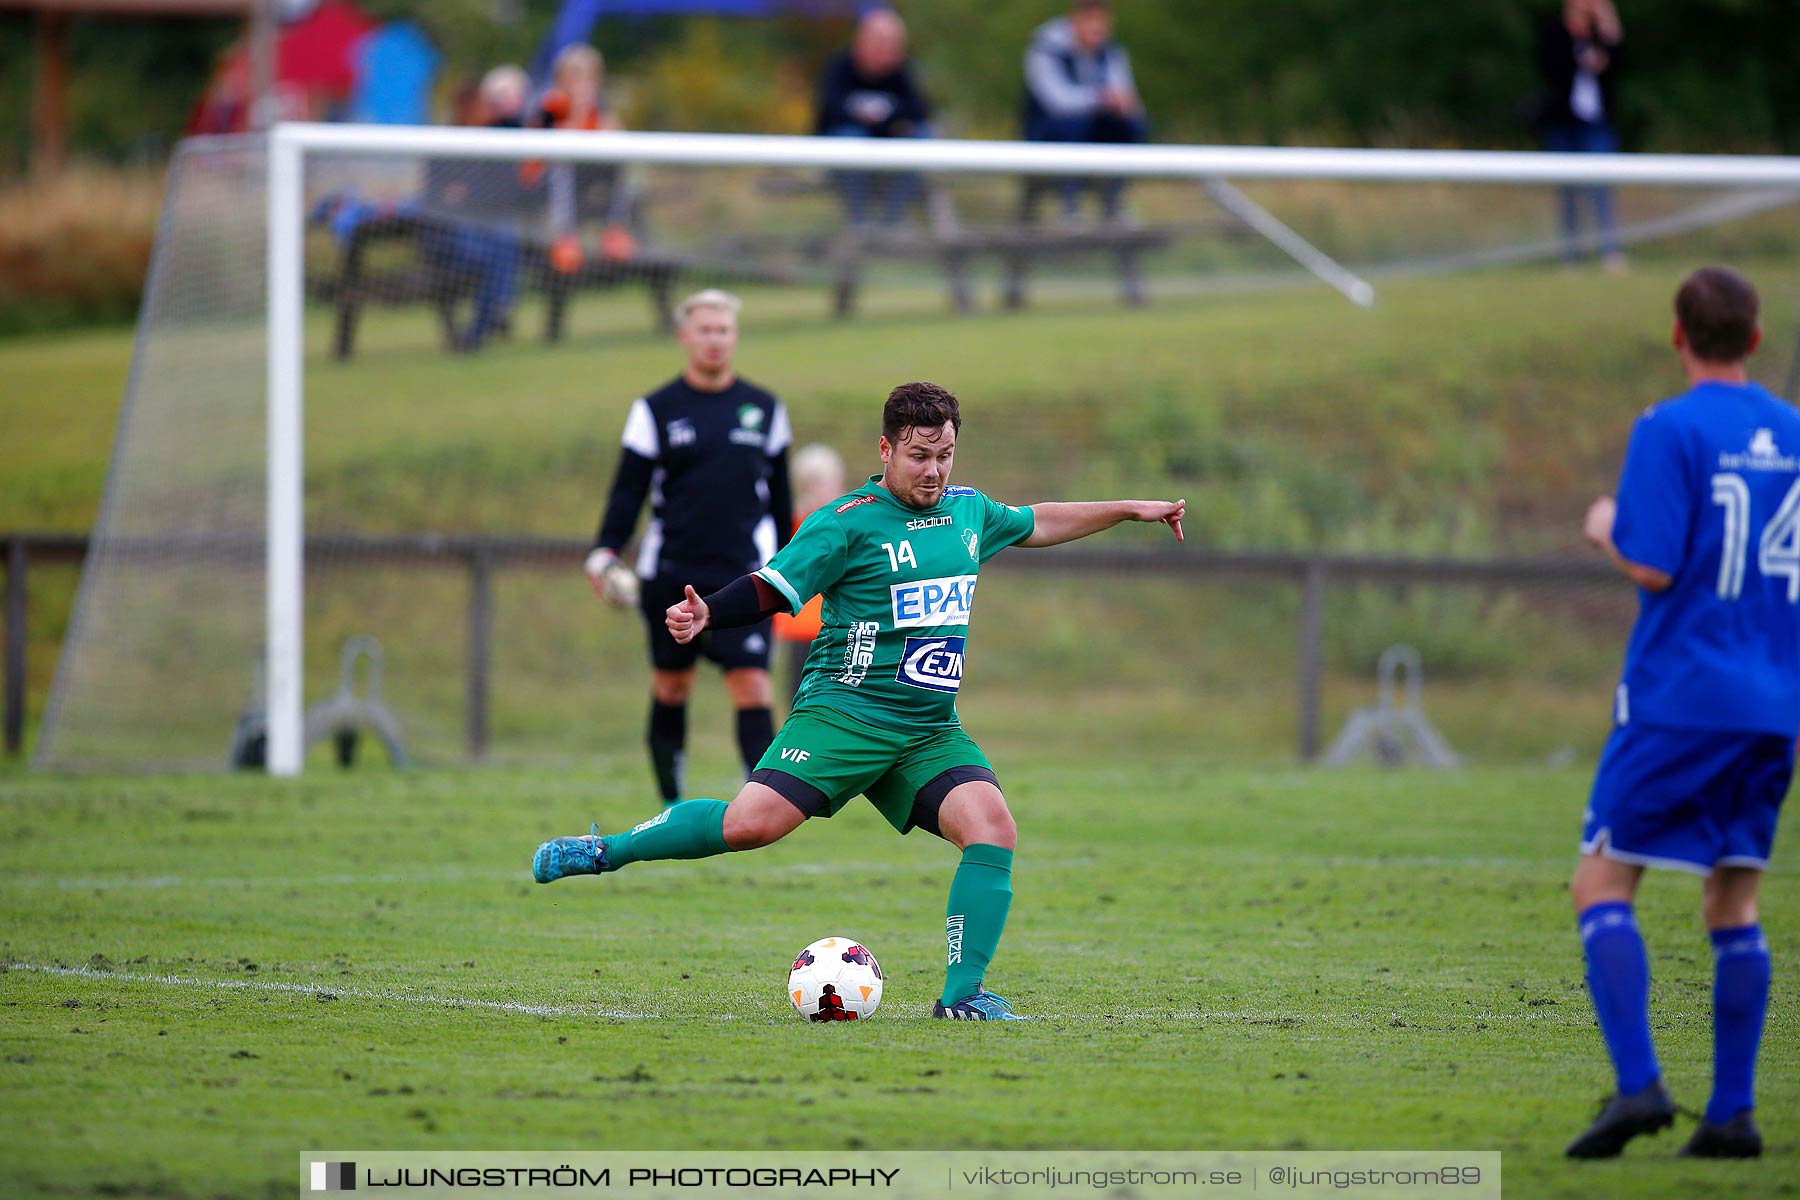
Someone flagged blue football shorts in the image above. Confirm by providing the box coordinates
[1582,722,1794,874]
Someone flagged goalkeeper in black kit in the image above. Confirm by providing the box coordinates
[585,289,793,810]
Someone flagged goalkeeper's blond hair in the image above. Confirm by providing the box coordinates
[676,288,742,327]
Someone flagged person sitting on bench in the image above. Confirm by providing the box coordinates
[420,65,538,352]
[815,7,934,228]
[1021,0,1149,221]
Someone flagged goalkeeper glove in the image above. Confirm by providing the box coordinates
[584,548,640,609]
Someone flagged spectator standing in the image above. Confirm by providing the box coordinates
[586,290,794,812]
[1537,0,1626,271]
[815,7,933,226]
[1021,0,1148,220]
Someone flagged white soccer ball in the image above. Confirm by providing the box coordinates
[787,936,884,1021]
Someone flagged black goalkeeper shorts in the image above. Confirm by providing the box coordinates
[639,569,774,673]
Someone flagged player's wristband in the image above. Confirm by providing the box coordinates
[703,575,782,629]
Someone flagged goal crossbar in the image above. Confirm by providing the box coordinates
[262,123,1800,774]
[276,123,1800,187]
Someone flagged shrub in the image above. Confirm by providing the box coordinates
[0,165,160,337]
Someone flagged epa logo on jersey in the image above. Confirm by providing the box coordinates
[891,575,978,628]
[896,635,966,693]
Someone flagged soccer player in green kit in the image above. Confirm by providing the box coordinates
[534,381,1185,1019]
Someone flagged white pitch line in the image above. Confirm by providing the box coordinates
[1,867,522,891]
[0,857,958,892]
[9,850,1779,895]
[1025,1009,1566,1025]
[3,962,651,1020]
[0,851,1577,893]
[4,963,1571,1029]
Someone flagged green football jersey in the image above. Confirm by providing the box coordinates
[755,475,1035,728]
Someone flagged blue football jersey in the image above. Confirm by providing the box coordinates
[1610,381,1800,736]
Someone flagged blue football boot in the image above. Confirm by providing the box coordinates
[532,824,609,884]
[931,988,1020,1020]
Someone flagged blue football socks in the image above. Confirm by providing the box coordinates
[1578,902,1660,1094]
[1706,924,1770,1125]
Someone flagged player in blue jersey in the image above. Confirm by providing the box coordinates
[1565,266,1798,1159]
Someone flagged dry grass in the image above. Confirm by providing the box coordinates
[0,164,164,334]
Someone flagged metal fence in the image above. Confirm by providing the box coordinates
[4,531,1629,766]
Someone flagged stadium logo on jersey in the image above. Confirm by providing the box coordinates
[961,529,979,561]
[891,575,978,628]
[836,494,877,514]
[667,418,696,448]
[896,635,965,692]
[906,515,952,531]
[738,404,765,430]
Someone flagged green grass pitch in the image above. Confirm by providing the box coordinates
[1,757,1794,1198]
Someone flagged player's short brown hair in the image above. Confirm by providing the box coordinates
[883,381,961,444]
[1675,266,1759,364]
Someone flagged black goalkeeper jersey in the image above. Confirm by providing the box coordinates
[593,376,794,578]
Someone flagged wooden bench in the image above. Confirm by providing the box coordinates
[309,212,684,361]
[826,217,1176,318]
[755,174,1195,318]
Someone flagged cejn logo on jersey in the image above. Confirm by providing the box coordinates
[896,635,966,693]
[890,574,978,628]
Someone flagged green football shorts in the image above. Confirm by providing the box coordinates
[748,705,999,836]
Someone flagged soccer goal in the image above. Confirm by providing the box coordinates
[35,126,1800,774]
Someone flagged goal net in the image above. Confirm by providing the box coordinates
[35,127,1800,775]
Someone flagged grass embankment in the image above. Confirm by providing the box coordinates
[3,258,1796,767]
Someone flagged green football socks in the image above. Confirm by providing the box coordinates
[940,843,1014,1006]
[601,798,729,869]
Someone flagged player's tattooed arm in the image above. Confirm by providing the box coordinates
[1021,499,1185,548]
[1583,496,1673,592]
